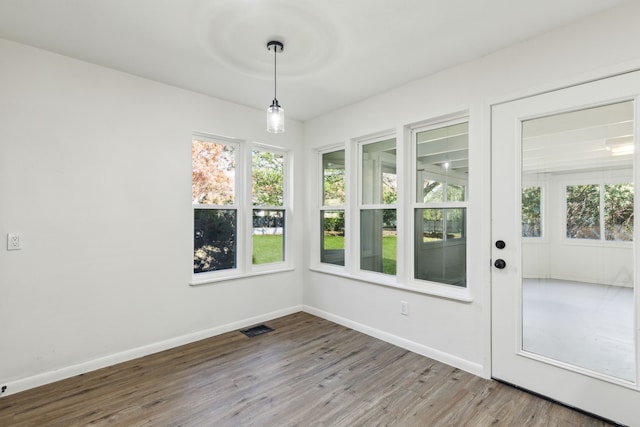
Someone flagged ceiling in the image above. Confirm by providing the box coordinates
[523,101,634,174]
[0,0,630,121]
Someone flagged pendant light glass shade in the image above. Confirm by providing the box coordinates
[267,41,284,133]
[267,99,284,133]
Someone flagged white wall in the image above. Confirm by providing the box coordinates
[3,1,640,396]
[0,39,304,394]
[303,1,640,378]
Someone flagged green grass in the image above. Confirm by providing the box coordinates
[323,234,397,275]
[322,235,345,249]
[382,235,397,275]
[258,233,398,273]
[252,234,283,264]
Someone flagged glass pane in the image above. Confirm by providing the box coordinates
[522,186,542,237]
[252,209,284,264]
[321,210,345,266]
[383,172,398,204]
[360,209,397,275]
[415,122,468,203]
[447,183,465,202]
[423,180,444,203]
[192,140,235,205]
[605,183,634,241]
[521,100,635,381]
[252,150,284,206]
[566,185,600,239]
[361,138,396,205]
[323,150,345,206]
[194,209,236,273]
[414,208,466,286]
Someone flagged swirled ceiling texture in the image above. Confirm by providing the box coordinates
[0,0,629,120]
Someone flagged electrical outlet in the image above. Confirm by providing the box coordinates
[7,233,23,251]
[400,301,409,316]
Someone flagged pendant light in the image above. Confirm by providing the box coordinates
[267,40,284,133]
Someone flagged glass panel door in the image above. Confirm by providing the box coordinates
[521,101,635,381]
[491,70,640,426]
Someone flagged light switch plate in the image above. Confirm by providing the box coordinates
[7,233,23,250]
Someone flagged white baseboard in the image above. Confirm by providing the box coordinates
[1,305,303,397]
[303,305,485,378]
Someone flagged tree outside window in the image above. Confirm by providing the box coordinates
[252,149,286,265]
[522,186,542,238]
[604,183,634,241]
[192,139,237,273]
[566,183,633,241]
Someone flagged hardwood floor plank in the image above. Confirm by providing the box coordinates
[0,312,613,426]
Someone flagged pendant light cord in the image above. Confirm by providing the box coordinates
[266,40,283,107]
[273,45,277,101]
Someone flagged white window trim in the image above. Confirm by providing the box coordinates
[356,132,399,279]
[410,115,470,296]
[310,113,475,303]
[562,185,633,246]
[316,144,349,271]
[190,133,292,286]
[521,174,549,242]
[249,143,293,274]
[556,169,633,246]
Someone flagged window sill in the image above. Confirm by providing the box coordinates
[190,267,295,286]
[561,239,632,249]
[308,266,473,303]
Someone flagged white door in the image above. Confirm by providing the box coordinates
[492,71,640,425]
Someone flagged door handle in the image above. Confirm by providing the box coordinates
[494,259,506,269]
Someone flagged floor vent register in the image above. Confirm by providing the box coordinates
[240,324,274,337]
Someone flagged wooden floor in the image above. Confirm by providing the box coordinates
[0,312,614,426]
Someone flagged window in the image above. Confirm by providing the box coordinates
[313,115,472,298]
[604,183,633,241]
[252,149,285,264]
[192,135,289,282]
[413,120,468,287]
[192,138,237,273]
[359,137,397,275]
[522,186,542,237]
[566,183,633,242]
[321,149,346,266]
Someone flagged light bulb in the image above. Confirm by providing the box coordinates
[267,100,284,133]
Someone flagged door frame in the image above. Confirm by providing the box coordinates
[489,70,640,425]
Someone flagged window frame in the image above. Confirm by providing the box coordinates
[411,116,470,293]
[318,145,348,271]
[561,175,634,245]
[191,134,292,286]
[310,113,474,302]
[357,133,398,278]
[250,144,291,273]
